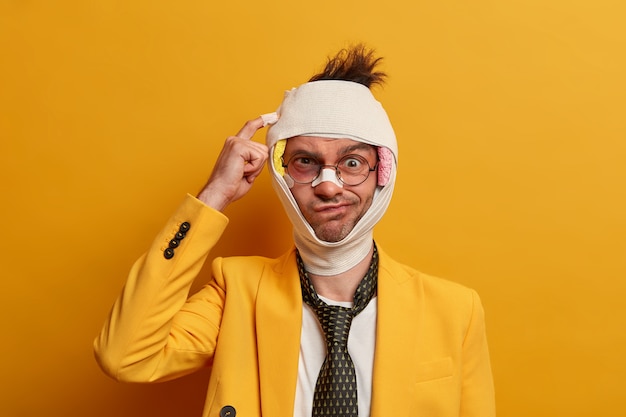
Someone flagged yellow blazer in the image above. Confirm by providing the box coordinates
[94,195,495,417]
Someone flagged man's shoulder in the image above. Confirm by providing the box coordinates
[212,248,300,299]
[214,246,297,274]
[378,250,482,323]
[378,247,477,297]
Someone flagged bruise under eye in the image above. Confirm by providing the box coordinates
[293,156,318,165]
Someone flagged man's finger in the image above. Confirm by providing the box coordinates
[235,117,266,141]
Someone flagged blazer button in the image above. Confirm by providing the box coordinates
[179,222,191,233]
[163,247,175,259]
[220,405,236,417]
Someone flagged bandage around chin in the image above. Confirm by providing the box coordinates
[263,80,399,276]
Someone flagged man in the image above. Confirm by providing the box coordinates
[95,45,496,417]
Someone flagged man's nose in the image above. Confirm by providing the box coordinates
[312,168,344,198]
[311,168,343,188]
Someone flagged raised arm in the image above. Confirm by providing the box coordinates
[94,118,270,382]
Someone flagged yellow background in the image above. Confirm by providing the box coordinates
[1,1,624,416]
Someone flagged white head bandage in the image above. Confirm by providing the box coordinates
[265,80,398,276]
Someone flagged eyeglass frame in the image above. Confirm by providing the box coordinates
[281,153,379,186]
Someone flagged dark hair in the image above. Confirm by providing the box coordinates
[308,44,386,88]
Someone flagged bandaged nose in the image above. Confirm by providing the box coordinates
[311,168,343,188]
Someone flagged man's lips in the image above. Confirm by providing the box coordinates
[312,202,351,213]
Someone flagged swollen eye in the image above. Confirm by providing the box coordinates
[294,157,318,168]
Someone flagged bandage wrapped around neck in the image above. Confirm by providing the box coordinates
[265,80,398,276]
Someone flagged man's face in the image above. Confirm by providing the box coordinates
[283,136,378,243]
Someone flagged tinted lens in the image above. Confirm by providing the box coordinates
[284,154,374,185]
[287,156,320,183]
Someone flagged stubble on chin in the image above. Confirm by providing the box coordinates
[312,221,353,243]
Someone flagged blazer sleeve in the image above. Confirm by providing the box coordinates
[93,194,229,383]
[460,290,496,417]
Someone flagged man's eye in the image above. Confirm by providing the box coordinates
[294,157,316,166]
[341,156,366,170]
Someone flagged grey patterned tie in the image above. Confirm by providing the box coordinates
[297,244,378,417]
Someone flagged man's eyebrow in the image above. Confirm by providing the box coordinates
[285,142,375,159]
[340,143,376,155]
[285,148,323,159]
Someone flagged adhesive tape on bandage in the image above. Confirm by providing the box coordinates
[311,168,343,188]
[261,112,279,127]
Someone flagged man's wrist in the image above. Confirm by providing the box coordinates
[196,186,229,212]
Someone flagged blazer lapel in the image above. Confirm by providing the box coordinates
[370,247,422,416]
[254,246,422,416]
[255,248,303,416]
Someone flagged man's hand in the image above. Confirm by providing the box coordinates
[197,117,270,211]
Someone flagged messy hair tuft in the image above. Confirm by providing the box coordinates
[308,44,387,88]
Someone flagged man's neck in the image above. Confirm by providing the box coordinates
[307,245,374,302]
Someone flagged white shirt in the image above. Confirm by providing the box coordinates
[294,295,378,417]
